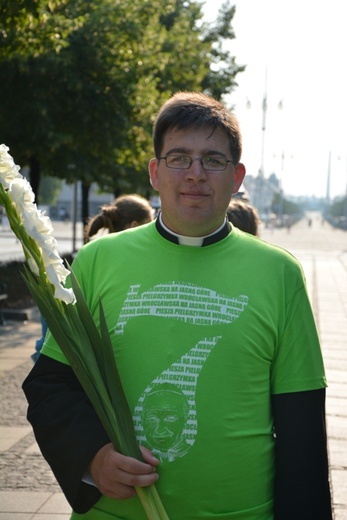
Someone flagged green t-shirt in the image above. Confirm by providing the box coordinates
[43,222,327,520]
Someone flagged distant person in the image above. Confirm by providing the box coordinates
[59,207,70,222]
[227,198,260,236]
[285,216,293,233]
[31,315,48,363]
[84,194,154,242]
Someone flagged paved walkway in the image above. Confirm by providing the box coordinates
[0,211,346,519]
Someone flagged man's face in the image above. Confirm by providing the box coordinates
[149,126,246,236]
[142,390,188,451]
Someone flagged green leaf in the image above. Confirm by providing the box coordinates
[22,267,122,450]
[98,298,142,460]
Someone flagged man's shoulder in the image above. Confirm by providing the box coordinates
[233,229,303,271]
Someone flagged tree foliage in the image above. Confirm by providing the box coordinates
[327,196,347,218]
[0,0,245,220]
[271,192,304,218]
[39,176,63,205]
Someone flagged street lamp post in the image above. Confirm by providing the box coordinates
[260,70,268,179]
[245,72,284,218]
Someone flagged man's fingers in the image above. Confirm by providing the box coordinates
[101,481,137,500]
[139,445,160,467]
[89,444,159,501]
[116,450,159,476]
[100,465,158,499]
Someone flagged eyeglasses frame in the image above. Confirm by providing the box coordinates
[158,154,235,172]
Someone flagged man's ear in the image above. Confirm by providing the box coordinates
[148,158,159,190]
[232,163,246,194]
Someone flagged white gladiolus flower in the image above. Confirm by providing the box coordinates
[0,148,22,191]
[0,144,76,305]
[9,177,36,212]
[42,250,71,284]
[21,206,57,252]
[0,144,22,188]
[46,264,76,304]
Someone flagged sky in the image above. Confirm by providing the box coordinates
[202,0,347,199]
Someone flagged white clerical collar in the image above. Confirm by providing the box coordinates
[158,213,229,247]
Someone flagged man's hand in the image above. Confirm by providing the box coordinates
[88,443,159,499]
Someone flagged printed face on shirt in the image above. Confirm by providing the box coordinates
[148,126,245,236]
[142,388,189,451]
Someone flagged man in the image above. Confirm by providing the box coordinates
[23,92,332,519]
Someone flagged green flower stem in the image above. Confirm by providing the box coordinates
[136,486,170,520]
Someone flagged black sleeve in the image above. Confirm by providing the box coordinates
[272,388,333,520]
[22,354,110,513]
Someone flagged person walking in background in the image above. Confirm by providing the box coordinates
[227,198,260,236]
[84,194,154,242]
[30,314,48,363]
[23,91,332,519]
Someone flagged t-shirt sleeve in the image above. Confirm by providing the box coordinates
[270,284,327,394]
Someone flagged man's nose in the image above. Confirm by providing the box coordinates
[185,158,207,178]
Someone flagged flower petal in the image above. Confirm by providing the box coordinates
[0,145,76,305]
[0,144,22,188]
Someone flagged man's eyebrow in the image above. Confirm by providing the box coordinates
[165,147,191,155]
[203,149,227,157]
[165,147,227,156]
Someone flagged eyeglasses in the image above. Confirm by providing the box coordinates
[158,154,234,172]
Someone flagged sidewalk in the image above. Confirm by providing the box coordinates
[0,211,346,519]
[262,214,347,520]
[0,310,71,519]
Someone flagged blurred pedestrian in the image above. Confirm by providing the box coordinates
[227,198,260,236]
[30,314,48,363]
[84,194,154,242]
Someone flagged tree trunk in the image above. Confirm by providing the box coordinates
[29,156,41,205]
[81,182,90,244]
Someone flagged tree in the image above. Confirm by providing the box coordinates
[326,196,347,230]
[201,1,243,98]
[0,0,244,224]
[271,192,304,222]
[38,176,62,206]
[0,0,87,204]
[1,0,160,209]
